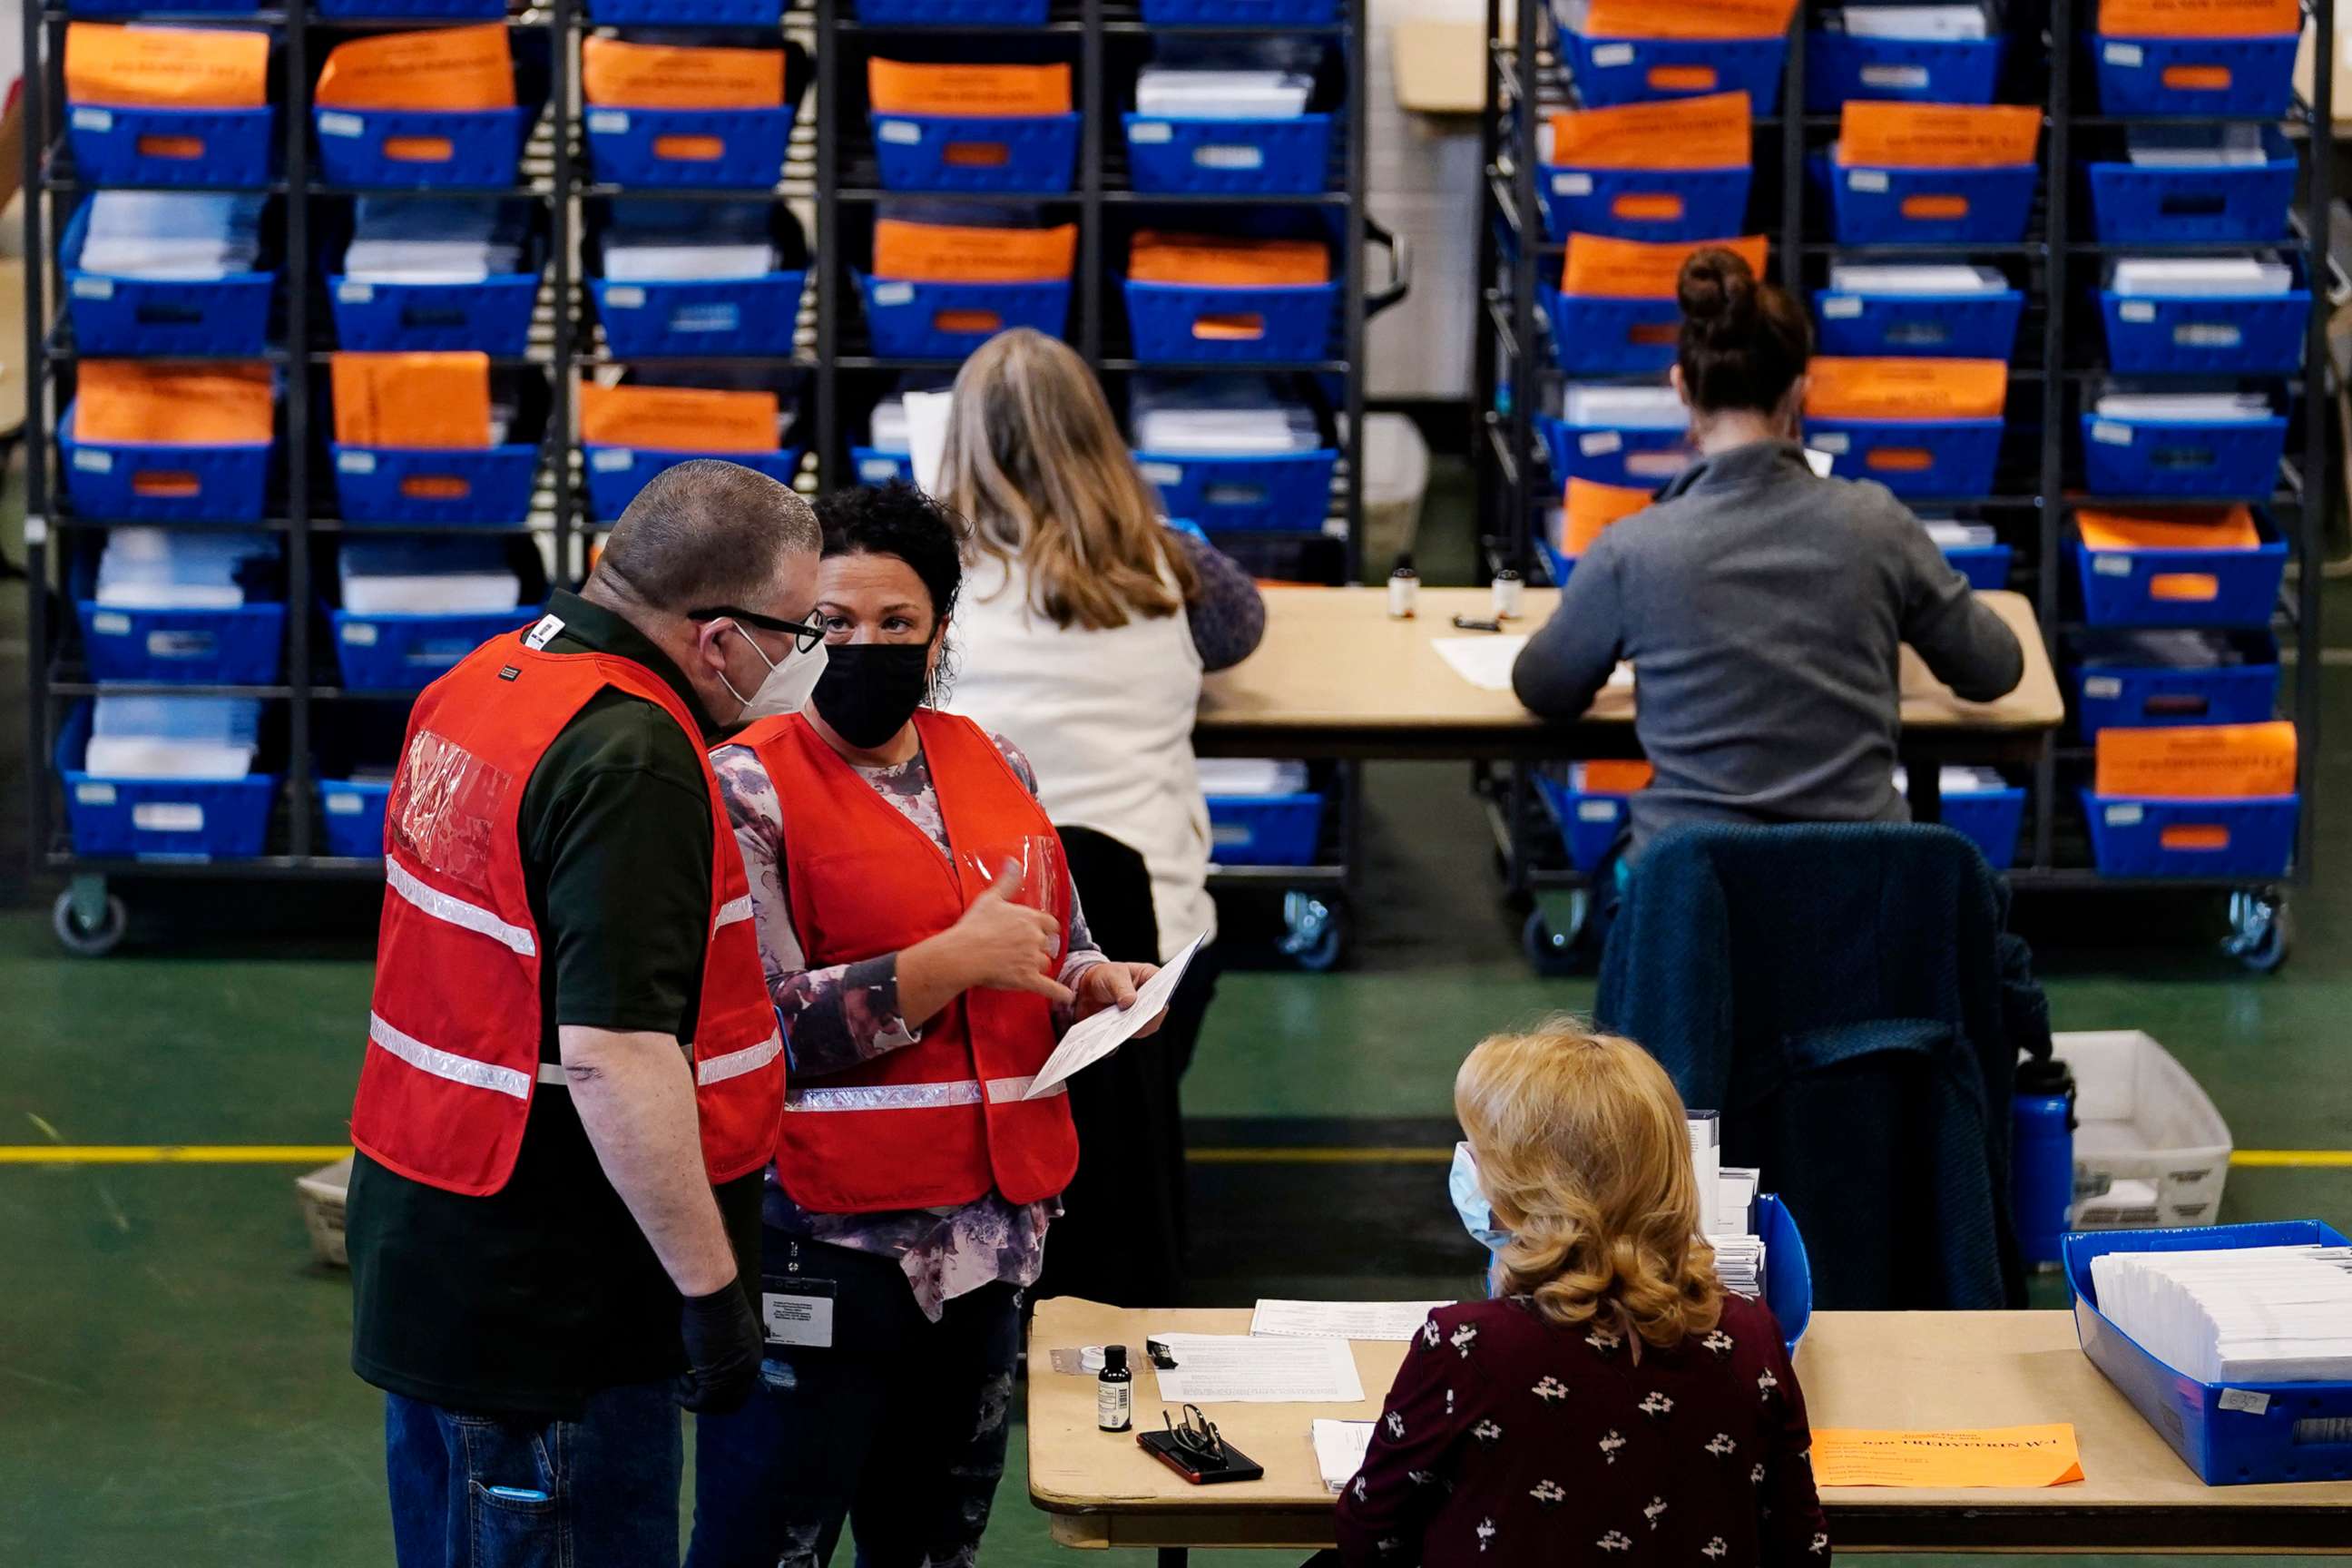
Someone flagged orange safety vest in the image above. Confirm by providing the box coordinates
[350,622,784,1197]
[743,708,1080,1213]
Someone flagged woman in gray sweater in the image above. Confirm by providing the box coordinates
[1513,247,2025,861]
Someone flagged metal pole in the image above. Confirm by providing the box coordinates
[2296,0,2332,885]
[1341,0,1367,583]
[23,1,52,878]
[551,0,577,591]
[814,0,840,491]
[285,0,314,858]
[2034,0,2071,874]
[1080,0,1103,367]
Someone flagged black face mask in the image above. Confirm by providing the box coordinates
[810,642,933,750]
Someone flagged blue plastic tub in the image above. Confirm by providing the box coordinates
[859,274,1071,358]
[1122,114,1332,197]
[1940,782,2026,869]
[856,0,1049,20]
[2092,34,2299,118]
[2098,288,2309,377]
[69,104,275,188]
[1944,540,2013,590]
[2072,632,2278,732]
[1543,289,1681,375]
[2066,1221,2352,1485]
[1812,287,2025,359]
[59,404,272,524]
[586,0,779,19]
[590,270,808,358]
[62,199,274,357]
[1825,158,2038,245]
[2069,525,2286,628]
[852,446,916,485]
[330,268,542,357]
[1806,30,2003,110]
[1142,0,1337,21]
[586,106,795,191]
[77,600,285,685]
[2083,127,2294,244]
[318,777,391,858]
[330,443,541,526]
[1205,789,1325,865]
[1563,32,1789,113]
[68,0,262,10]
[2080,411,2288,500]
[315,0,505,14]
[2080,789,2297,877]
[312,106,530,190]
[1532,771,1632,875]
[1538,415,1689,489]
[1805,417,2004,499]
[1132,447,1338,534]
[332,607,535,690]
[1758,1193,1812,1353]
[872,113,1080,194]
[57,709,275,861]
[583,445,805,520]
[1535,163,1752,242]
[1123,280,1338,364]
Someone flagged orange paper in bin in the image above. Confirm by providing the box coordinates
[582,37,783,109]
[1548,92,1751,170]
[2095,0,2298,37]
[578,383,779,454]
[1582,760,1655,793]
[315,24,514,112]
[1805,358,2007,419]
[873,219,1076,282]
[1563,477,1652,554]
[1561,232,1769,298]
[77,361,273,446]
[1579,0,1798,39]
[867,59,1071,116]
[2076,504,2259,552]
[2095,720,2297,799]
[1838,102,2040,168]
[332,352,494,450]
[1128,232,1329,287]
[64,24,270,109]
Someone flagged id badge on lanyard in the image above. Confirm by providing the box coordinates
[760,1237,837,1348]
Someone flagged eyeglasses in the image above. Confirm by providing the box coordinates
[689,605,827,656]
[1163,1405,1225,1465]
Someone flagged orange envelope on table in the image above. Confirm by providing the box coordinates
[76,361,273,446]
[1548,92,1750,170]
[314,24,514,112]
[867,60,1071,116]
[1561,232,1769,298]
[332,352,494,449]
[64,24,270,109]
[2076,504,2259,552]
[873,219,1076,281]
[1838,102,2040,168]
[1583,760,1655,792]
[1579,0,1797,38]
[2095,721,2297,799]
[578,383,779,454]
[1562,477,1652,554]
[1129,232,1329,287]
[582,37,783,109]
[1805,358,2006,419]
[2096,0,2298,36]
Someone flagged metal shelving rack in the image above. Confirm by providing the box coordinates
[1475,0,2333,970]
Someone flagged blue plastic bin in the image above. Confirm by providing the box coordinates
[590,270,808,358]
[856,0,1049,20]
[858,274,1071,358]
[2098,287,2309,377]
[1204,789,1326,865]
[332,607,536,690]
[1535,163,1752,242]
[2083,128,2295,244]
[68,103,275,188]
[1123,279,1338,365]
[59,404,272,524]
[1806,29,2003,110]
[871,113,1080,194]
[1940,782,2026,869]
[588,0,782,18]
[1132,447,1338,534]
[62,200,274,357]
[1944,540,2013,590]
[312,105,531,190]
[2080,788,2298,877]
[2066,1221,2352,1485]
[1142,0,1337,20]
[2072,632,2278,733]
[330,442,541,526]
[586,106,795,191]
[1538,414,1689,489]
[583,445,805,521]
[318,777,391,858]
[1755,1193,1812,1352]
[2092,34,2298,118]
[852,446,916,485]
[1122,114,1332,197]
[77,600,285,685]
[1812,287,2025,359]
[57,708,275,861]
[2080,411,2288,500]
[1825,157,2038,245]
[68,0,263,11]
[330,268,542,357]
[316,0,505,14]
[1804,417,2004,499]
[1543,289,1681,375]
[1562,32,1789,113]
[2069,524,2285,628]
[1532,771,1632,876]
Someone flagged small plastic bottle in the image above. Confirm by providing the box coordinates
[1492,567,1524,621]
[1097,1344,1133,1432]
[1387,554,1421,620]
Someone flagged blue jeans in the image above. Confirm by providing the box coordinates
[385,1381,682,1568]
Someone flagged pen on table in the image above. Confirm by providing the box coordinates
[1451,614,1504,633]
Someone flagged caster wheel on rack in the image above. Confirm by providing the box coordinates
[2223,889,2292,974]
[1522,889,1592,977]
[52,888,128,957]
[1279,890,1348,973]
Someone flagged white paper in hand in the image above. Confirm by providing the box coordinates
[1023,932,1205,1100]
[905,388,955,498]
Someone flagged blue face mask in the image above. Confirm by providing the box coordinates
[1449,1142,1512,1254]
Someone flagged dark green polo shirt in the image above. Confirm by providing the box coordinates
[347,590,764,1419]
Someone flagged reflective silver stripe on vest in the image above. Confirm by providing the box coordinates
[781,1074,1063,1112]
[696,1030,784,1088]
[368,1011,534,1100]
[711,894,754,936]
[386,858,537,959]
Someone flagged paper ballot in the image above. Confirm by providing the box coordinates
[1313,1420,1377,1494]
[905,387,954,497]
[1022,932,1204,1100]
[1435,634,1529,691]
[1250,1300,1455,1342]
[1151,1334,1365,1405]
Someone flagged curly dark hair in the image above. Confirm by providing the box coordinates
[812,480,971,700]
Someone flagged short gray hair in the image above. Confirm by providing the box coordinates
[593,459,819,612]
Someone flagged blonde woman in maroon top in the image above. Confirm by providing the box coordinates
[1338,1024,1830,1567]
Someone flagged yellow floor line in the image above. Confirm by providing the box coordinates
[2228,1150,2352,1170]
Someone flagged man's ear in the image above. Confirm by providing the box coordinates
[1670,364,1690,409]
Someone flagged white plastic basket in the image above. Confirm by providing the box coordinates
[2055,1030,2232,1230]
[296,1155,352,1269]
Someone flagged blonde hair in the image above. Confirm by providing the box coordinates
[1455,1020,1724,1348]
[939,328,1200,632]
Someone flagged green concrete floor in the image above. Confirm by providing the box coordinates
[6,483,2352,1564]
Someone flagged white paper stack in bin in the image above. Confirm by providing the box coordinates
[603,205,779,281]
[2091,1244,2352,1384]
[1134,66,1313,118]
[87,695,260,779]
[343,198,526,284]
[81,192,264,280]
[1828,4,1988,38]
[339,538,523,614]
[96,527,273,609]
[1132,377,1320,455]
[1830,262,2007,294]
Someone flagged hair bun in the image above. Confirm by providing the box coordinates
[1676,247,1758,338]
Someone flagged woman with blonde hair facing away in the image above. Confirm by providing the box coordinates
[1338,1023,1828,1567]
[940,328,1266,1305]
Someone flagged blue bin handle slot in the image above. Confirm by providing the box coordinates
[2150,446,2218,472]
[1203,482,1270,507]
[935,306,1004,335]
[399,473,475,503]
[2142,691,2211,718]
[129,466,205,499]
[1881,318,1953,348]
[936,135,1013,168]
[133,300,206,326]
[666,301,742,336]
[382,133,458,165]
[1190,142,1266,171]
[400,304,473,329]
[2158,191,2229,219]
[147,630,220,660]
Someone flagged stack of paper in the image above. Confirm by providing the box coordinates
[1718,1167,1760,1236]
[2095,391,2275,424]
[345,199,526,285]
[1828,3,1990,38]
[1149,1333,1366,1404]
[80,192,264,280]
[1893,763,2011,796]
[2110,257,2295,299]
[87,695,260,779]
[1134,66,1313,118]
[340,538,522,614]
[1711,1235,1766,1296]
[2126,123,2270,169]
[1250,1299,1454,1340]
[2075,629,2248,669]
[1197,758,1311,796]
[2091,1244,2352,1384]
[1924,519,1999,547]
[603,202,779,283]
[869,397,912,456]
[1829,262,2008,295]
[95,528,275,610]
[1312,1420,1375,1494]
[1562,383,1686,428]
[1689,1112,1722,1235]
[1132,377,1319,455]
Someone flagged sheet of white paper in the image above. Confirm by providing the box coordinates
[1250,1299,1454,1341]
[905,388,955,498]
[1805,446,1837,477]
[1150,1334,1365,1404]
[1433,633,1528,691]
[1312,1419,1377,1493]
[1023,932,1204,1100]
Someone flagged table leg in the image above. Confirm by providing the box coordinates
[1157,1549,1190,1568]
[1906,760,1944,825]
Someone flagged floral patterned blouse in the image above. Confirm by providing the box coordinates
[1336,1291,1829,1568]
[711,727,1106,1322]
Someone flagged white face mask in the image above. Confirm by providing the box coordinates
[721,623,828,721]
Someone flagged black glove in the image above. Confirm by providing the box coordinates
[677,1279,763,1415]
